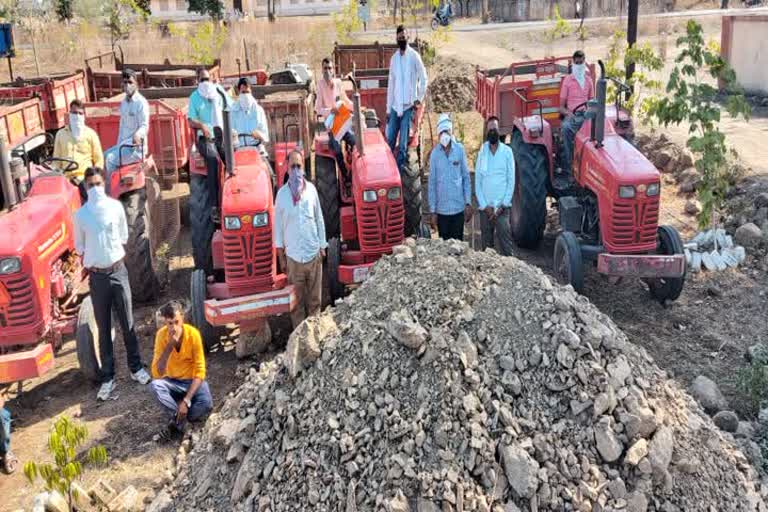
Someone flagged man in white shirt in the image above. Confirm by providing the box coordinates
[74,167,151,401]
[474,116,515,256]
[386,25,428,168]
[274,151,327,328]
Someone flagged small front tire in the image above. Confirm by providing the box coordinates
[648,225,686,303]
[553,231,584,293]
[190,269,217,351]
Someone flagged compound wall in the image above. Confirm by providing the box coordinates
[721,13,768,95]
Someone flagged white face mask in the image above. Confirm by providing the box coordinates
[70,113,85,137]
[87,185,106,201]
[440,132,452,148]
[198,81,216,99]
[572,63,586,86]
[239,92,254,109]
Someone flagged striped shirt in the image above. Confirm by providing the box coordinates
[428,141,471,216]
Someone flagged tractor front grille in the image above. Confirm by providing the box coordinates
[0,274,36,328]
[607,197,659,251]
[359,200,405,254]
[223,227,274,294]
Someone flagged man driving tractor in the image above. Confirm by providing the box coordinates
[559,50,594,177]
[52,99,104,202]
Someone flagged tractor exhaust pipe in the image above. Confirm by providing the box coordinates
[217,88,235,176]
[592,60,607,148]
[0,137,18,210]
[346,70,365,157]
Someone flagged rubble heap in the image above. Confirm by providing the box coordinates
[157,239,764,512]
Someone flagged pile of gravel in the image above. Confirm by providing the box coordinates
[429,74,476,113]
[152,239,765,512]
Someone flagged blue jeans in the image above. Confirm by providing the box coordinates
[386,107,414,168]
[328,131,356,177]
[149,378,213,428]
[0,407,10,456]
[560,112,586,174]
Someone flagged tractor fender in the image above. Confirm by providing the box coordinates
[109,156,156,198]
[314,131,336,160]
[512,117,554,177]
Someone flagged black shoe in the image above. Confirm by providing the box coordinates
[159,421,184,442]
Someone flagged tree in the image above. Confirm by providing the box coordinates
[648,20,751,229]
[55,0,73,21]
[25,416,108,512]
[188,0,224,19]
[103,0,146,49]
[135,0,151,15]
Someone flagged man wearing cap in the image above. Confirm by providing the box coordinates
[427,114,472,241]
[103,69,150,190]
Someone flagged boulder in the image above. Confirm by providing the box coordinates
[595,417,624,463]
[501,443,540,499]
[685,199,702,216]
[713,411,739,433]
[690,376,728,414]
[734,223,763,248]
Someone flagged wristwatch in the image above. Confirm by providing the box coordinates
[184,398,192,408]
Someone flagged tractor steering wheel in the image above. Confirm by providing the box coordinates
[571,101,590,115]
[41,157,79,175]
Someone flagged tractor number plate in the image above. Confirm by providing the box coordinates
[353,267,370,283]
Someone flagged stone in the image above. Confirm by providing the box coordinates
[690,376,728,414]
[713,411,739,433]
[88,480,117,507]
[593,387,617,418]
[608,478,627,500]
[286,313,339,377]
[393,245,414,258]
[678,168,702,193]
[504,502,522,512]
[652,148,674,170]
[236,323,272,359]
[746,343,768,364]
[627,491,648,512]
[146,490,173,512]
[755,192,768,209]
[44,491,69,512]
[387,309,428,350]
[594,417,624,463]
[501,443,540,499]
[648,426,674,472]
[685,199,702,216]
[107,485,139,512]
[734,223,763,248]
[417,499,440,512]
[556,343,576,369]
[625,439,648,466]
[624,408,658,440]
[607,356,632,388]
[388,489,410,512]
[736,421,756,439]
[215,418,240,446]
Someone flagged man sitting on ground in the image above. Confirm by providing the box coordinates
[149,301,213,439]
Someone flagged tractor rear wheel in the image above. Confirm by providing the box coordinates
[190,174,214,274]
[401,146,423,238]
[76,296,106,382]
[510,130,549,249]
[326,237,345,303]
[121,186,159,302]
[191,268,217,352]
[554,231,584,293]
[648,225,686,303]
[316,155,340,240]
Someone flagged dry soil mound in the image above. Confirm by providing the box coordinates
[155,239,765,512]
[429,58,476,113]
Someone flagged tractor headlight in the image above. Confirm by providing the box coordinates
[253,212,269,227]
[224,216,242,230]
[646,183,660,196]
[0,257,21,275]
[387,187,401,200]
[363,190,378,203]
[618,186,636,199]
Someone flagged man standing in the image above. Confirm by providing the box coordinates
[386,25,428,168]
[274,151,327,328]
[427,114,472,241]
[559,50,594,176]
[74,167,150,401]
[149,301,213,440]
[315,58,356,180]
[53,99,104,202]
[475,116,515,256]
[0,397,17,475]
[103,70,149,188]
[188,69,232,223]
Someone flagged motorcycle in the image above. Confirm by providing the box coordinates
[431,7,453,30]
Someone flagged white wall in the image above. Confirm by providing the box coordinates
[727,18,768,95]
[150,0,344,19]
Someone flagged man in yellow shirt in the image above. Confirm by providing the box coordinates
[53,99,104,202]
[149,301,212,439]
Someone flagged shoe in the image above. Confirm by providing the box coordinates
[97,380,115,401]
[131,368,151,385]
[1,451,18,474]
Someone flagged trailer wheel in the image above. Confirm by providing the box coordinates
[190,174,214,274]
[326,237,345,303]
[121,186,159,302]
[191,268,217,352]
[316,155,340,240]
[401,146,423,238]
[554,231,584,293]
[510,130,548,249]
[76,296,104,382]
[648,225,686,303]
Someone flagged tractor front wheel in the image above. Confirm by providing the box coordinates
[648,225,686,303]
[553,231,584,293]
[326,237,345,303]
[121,185,159,302]
[191,268,217,352]
[189,174,215,274]
[316,155,340,240]
[510,130,549,249]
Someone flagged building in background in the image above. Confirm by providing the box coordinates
[721,12,768,96]
[149,0,346,19]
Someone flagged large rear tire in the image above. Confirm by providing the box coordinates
[76,296,103,382]
[190,268,217,351]
[510,130,549,249]
[648,225,686,303]
[554,231,584,293]
[326,237,345,303]
[121,187,159,302]
[401,145,423,238]
[190,174,214,274]
[315,155,340,240]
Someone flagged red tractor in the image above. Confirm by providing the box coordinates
[476,58,685,302]
[315,77,414,301]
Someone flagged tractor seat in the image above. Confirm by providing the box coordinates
[364,109,380,129]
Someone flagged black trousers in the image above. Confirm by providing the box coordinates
[437,212,465,241]
[196,129,226,210]
[89,261,143,382]
[328,131,356,178]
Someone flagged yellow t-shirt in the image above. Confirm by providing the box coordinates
[151,324,206,381]
[52,126,104,180]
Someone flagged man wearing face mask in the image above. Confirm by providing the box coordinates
[386,25,428,168]
[427,113,472,241]
[103,70,150,189]
[53,99,104,202]
[559,50,594,177]
[315,57,356,180]
[188,69,232,223]
[273,151,327,329]
[74,167,151,401]
[231,78,269,156]
[475,116,515,256]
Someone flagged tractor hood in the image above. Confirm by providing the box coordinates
[222,149,273,215]
[352,129,402,191]
[600,134,660,184]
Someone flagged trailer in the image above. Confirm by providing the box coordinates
[333,40,427,76]
[0,71,88,132]
[0,97,45,150]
